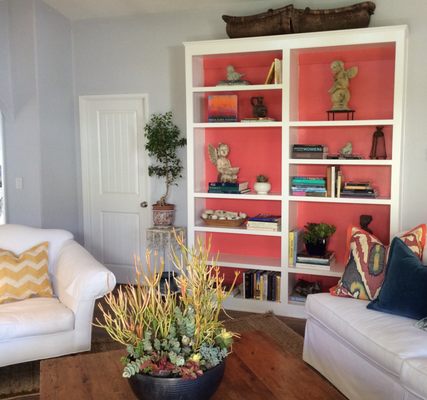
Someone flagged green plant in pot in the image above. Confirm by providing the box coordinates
[144,111,187,226]
[254,174,271,194]
[303,222,336,256]
[95,234,238,400]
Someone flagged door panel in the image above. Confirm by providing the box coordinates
[80,95,149,283]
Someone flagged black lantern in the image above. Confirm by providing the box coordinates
[369,126,387,159]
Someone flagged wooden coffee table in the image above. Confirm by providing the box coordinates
[40,330,345,399]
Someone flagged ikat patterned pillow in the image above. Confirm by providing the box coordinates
[330,224,426,301]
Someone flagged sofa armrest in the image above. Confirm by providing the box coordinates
[53,240,116,307]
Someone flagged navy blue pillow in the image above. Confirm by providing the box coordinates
[367,237,427,320]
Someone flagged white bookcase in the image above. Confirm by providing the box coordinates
[184,26,407,317]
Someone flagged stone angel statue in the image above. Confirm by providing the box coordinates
[329,60,358,110]
[208,143,240,183]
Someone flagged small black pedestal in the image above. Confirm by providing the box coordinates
[327,109,355,120]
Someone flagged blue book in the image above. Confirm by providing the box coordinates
[248,214,281,222]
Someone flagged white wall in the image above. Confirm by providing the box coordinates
[0,0,78,236]
[72,0,427,236]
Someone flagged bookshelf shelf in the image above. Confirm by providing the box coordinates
[289,159,393,166]
[192,84,283,92]
[288,196,392,205]
[194,225,282,237]
[289,119,394,127]
[193,122,282,128]
[185,26,407,317]
[194,192,282,200]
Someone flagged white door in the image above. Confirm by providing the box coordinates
[80,95,150,283]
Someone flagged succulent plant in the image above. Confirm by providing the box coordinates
[256,174,269,182]
[303,222,336,244]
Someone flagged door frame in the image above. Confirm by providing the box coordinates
[79,94,150,257]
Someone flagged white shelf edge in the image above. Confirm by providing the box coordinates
[193,192,282,200]
[288,196,392,205]
[289,119,394,127]
[192,84,283,92]
[193,122,283,128]
[288,159,392,166]
[194,225,282,236]
[206,255,281,270]
[287,266,343,278]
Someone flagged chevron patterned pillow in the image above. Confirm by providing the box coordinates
[0,242,53,304]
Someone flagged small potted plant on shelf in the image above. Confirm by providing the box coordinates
[96,234,238,400]
[144,111,187,226]
[303,222,336,256]
[254,174,271,194]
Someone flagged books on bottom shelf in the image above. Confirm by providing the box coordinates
[242,270,281,302]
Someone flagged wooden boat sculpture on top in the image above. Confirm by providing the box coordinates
[222,2,376,38]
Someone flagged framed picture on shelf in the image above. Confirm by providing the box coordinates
[207,95,238,122]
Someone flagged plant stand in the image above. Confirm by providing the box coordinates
[146,226,186,274]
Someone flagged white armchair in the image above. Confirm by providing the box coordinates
[0,224,116,367]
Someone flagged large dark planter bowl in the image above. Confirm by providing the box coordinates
[128,361,225,400]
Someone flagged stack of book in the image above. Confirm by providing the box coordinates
[246,214,281,231]
[243,270,281,301]
[288,228,305,266]
[292,144,328,159]
[341,181,377,198]
[295,251,335,271]
[291,176,327,197]
[208,181,250,194]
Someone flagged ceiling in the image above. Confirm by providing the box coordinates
[42,0,261,21]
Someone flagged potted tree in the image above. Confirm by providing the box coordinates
[144,112,187,226]
[96,234,238,400]
[303,222,336,256]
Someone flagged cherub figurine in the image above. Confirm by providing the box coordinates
[208,143,240,182]
[329,60,358,110]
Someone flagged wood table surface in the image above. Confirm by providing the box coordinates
[40,330,345,400]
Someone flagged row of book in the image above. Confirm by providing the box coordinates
[243,270,281,301]
[291,176,326,197]
[247,214,281,231]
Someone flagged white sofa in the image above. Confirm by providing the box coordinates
[0,224,116,367]
[303,293,427,400]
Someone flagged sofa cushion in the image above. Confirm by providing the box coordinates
[0,225,73,272]
[306,293,427,377]
[368,238,427,320]
[0,242,53,304]
[0,297,74,341]
[331,224,426,300]
[401,358,427,400]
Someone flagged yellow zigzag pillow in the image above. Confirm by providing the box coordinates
[0,242,53,304]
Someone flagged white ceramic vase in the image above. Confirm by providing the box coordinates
[254,182,271,194]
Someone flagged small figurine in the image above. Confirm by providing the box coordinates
[329,60,358,110]
[208,143,240,182]
[227,65,244,81]
[217,65,250,86]
[340,142,353,156]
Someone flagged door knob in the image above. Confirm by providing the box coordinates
[140,201,148,208]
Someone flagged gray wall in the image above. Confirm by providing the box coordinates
[0,0,78,236]
[72,0,427,235]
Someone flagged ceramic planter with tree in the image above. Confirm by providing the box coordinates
[254,174,271,194]
[144,112,187,226]
[303,222,336,256]
[96,235,238,400]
